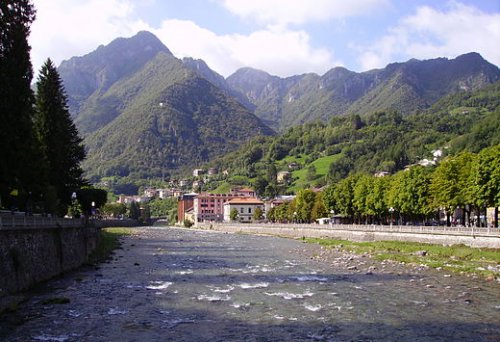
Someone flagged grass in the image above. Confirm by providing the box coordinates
[88,227,132,264]
[291,154,341,190]
[305,237,500,278]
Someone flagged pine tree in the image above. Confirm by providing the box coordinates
[0,1,45,210]
[34,59,86,214]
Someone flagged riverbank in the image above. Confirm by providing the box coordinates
[194,223,500,280]
[2,227,499,341]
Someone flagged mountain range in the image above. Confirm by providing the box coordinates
[58,31,500,181]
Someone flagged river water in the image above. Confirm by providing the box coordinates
[1,227,499,341]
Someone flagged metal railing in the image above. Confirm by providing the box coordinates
[0,212,84,228]
[199,222,500,238]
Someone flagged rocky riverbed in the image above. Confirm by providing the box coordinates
[1,227,499,341]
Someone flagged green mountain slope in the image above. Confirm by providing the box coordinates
[59,32,274,181]
[227,53,500,131]
[205,81,500,194]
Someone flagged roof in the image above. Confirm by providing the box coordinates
[225,198,264,205]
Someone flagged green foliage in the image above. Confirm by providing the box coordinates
[34,59,86,215]
[295,189,317,223]
[148,197,178,224]
[209,81,500,199]
[128,201,140,220]
[0,0,47,211]
[230,208,239,221]
[253,207,264,221]
[102,202,127,217]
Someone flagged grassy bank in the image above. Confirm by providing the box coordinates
[88,228,132,264]
[305,238,500,279]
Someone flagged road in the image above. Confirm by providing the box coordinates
[1,227,499,341]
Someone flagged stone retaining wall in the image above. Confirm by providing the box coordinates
[0,226,100,310]
[197,223,500,249]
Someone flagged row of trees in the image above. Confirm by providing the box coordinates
[1,1,86,216]
[267,146,499,227]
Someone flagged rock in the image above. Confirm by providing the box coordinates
[414,250,427,256]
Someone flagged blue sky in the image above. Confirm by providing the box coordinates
[30,0,500,78]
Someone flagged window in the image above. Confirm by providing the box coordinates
[248,208,252,214]
[240,208,244,214]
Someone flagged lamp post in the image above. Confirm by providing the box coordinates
[389,207,395,228]
[330,209,335,227]
[293,211,297,224]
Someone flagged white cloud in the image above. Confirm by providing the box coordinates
[151,20,340,77]
[220,0,389,26]
[358,2,500,70]
[30,0,147,75]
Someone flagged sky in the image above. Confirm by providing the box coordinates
[29,0,500,78]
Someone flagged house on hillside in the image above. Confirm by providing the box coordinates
[277,171,291,184]
[223,197,264,223]
[231,187,256,198]
[193,169,205,177]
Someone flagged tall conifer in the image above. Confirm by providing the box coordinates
[0,0,44,210]
[34,59,86,214]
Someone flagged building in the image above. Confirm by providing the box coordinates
[193,193,239,222]
[193,169,205,177]
[177,193,197,224]
[143,187,157,198]
[231,187,256,198]
[117,195,150,204]
[277,171,291,183]
[188,188,257,223]
[223,197,264,223]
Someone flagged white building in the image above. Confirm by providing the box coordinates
[223,198,264,223]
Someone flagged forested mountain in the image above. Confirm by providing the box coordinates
[58,31,499,186]
[204,81,500,197]
[58,32,274,181]
[227,53,500,131]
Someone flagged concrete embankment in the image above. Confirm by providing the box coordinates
[0,225,100,312]
[196,223,500,248]
[0,217,145,314]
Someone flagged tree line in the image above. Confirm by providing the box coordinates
[1,1,87,216]
[267,146,499,227]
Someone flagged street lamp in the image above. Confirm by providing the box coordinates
[293,211,297,224]
[389,207,395,227]
[330,209,335,227]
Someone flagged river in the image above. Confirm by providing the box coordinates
[1,227,499,341]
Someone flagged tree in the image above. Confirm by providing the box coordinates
[76,187,107,217]
[230,208,239,221]
[34,58,86,215]
[295,189,316,223]
[387,166,433,224]
[0,1,45,210]
[430,152,475,225]
[253,207,263,221]
[102,203,127,218]
[129,201,140,220]
[311,192,328,221]
[471,145,500,227]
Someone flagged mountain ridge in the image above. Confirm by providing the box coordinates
[58,31,499,182]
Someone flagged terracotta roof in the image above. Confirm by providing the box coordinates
[226,198,263,205]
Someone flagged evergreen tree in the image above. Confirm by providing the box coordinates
[0,0,44,210]
[34,58,86,214]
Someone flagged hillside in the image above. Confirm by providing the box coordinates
[227,53,500,131]
[59,32,274,181]
[203,81,500,196]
